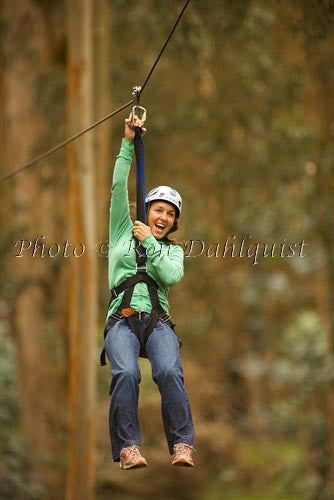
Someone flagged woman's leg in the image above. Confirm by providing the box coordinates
[104,319,141,461]
[145,320,195,454]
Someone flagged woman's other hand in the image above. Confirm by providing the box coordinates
[133,220,152,241]
[124,116,146,141]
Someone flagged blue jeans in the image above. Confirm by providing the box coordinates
[104,313,195,461]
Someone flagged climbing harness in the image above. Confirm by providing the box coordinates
[99,273,178,365]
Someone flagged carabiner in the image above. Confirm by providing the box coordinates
[130,85,147,125]
[129,105,147,125]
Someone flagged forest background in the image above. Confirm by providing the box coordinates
[1,0,334,499]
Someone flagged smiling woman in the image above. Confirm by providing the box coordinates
[147,201,176,238]
[101,116,195,470]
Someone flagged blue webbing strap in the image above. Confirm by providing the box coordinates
[134,126,146,223]
[133,126,147,266]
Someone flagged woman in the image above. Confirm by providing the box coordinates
[104,116,195,470]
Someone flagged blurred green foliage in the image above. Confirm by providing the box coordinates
[0,323,45,499]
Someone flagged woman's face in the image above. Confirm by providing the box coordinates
[147,201,176,239]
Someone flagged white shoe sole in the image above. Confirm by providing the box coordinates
[120,459,148,470]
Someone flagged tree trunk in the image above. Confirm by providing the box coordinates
[301,3,334,490]
[66,1,97,499]
[1,1,67,497]
[94,0,112,245]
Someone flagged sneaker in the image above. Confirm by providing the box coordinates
[120,445,148,470]
[171,443,195,467]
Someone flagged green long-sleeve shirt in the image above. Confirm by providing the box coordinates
[107,138,184,319]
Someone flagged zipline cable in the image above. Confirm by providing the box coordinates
[1,0,191,183]
[0,100,134,183]
[140,0,190,95]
